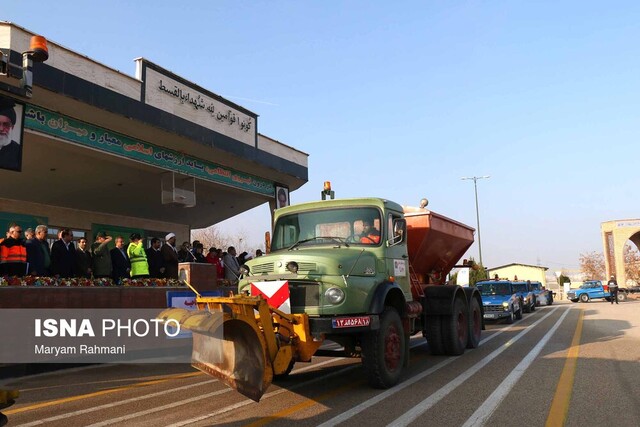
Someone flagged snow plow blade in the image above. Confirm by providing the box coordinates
[158,305,272,402]
[158,292,321,402]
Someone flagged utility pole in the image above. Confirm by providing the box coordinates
[461,175,490,267]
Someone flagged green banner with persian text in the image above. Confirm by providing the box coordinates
[23,105,275,196]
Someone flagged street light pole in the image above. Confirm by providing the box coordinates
[461,175,490,268]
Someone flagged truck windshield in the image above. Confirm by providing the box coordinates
[511,283,528,293]
[480,283,512,296]
[529,283,541,291]
[271,207,382,251]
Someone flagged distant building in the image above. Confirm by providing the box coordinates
[487,263,548,287]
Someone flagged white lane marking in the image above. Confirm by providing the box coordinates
[462,307,572,427]
[387,307,563,427]
[166,339,430,427]
[85,388,234,427]
[164,360,360,427]
[85,357,355,427]
[316,315,520,427]
[14,379,218,427]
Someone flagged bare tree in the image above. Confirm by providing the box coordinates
[623,243,640,285]
[579,251,605,280]
[191,225,260,253]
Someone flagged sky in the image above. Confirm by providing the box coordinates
[4,1,640,271]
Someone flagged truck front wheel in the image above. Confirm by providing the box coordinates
[361,307,405,389]
[579,294,590,303]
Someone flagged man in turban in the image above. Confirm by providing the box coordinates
[0,97,21,171]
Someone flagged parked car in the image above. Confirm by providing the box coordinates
[477,280,522,324]
[528,281,553,306]
[511,281,536,313]
[567,280,628,303]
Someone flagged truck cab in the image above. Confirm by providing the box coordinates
[239,198,412,322]
[476,280,522,323]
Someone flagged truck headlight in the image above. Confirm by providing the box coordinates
[286,261,299,274]
[502,301,509,311]
[325,287,345,304]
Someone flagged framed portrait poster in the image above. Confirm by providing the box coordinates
[0,95,25,172]
[275,186,289,209]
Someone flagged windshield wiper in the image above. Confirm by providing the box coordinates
[288,236,349,251]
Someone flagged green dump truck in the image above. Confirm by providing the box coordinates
[160,196,483,401]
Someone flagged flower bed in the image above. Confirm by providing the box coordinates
[0,276,183,287]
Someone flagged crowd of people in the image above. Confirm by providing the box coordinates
[0,223,263,285]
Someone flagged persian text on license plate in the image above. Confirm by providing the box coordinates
[332,316,371,328]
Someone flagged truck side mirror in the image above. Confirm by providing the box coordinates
[388,219,406,246]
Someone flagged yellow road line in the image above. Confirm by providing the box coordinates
[244,380,364,427]
[545,308,584,427]
[4,371,202,415]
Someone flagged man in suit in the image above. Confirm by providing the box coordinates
[75,237,92,278]
[26,224,51,276]
[110,235,131,284]
[223,246,241,284]
[160,233,179,279]
[145,237,165,278]
[50,228,76,278]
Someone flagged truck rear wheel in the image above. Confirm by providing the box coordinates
[467,297,482,349]
[424,315,445,355]
[617,292,627,302]
[361,307,405,388]
[442,297,468,356]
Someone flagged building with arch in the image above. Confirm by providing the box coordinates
[601,219,640,286]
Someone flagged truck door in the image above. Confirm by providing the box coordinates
[385,213,409,293]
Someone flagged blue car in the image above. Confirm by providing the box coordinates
[528,281,553,306]
[511,281,536,313]
[567,280,628,303]
[477,280,522,324]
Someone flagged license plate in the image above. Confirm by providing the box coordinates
[332,316,371,328]
[484,313,497,319]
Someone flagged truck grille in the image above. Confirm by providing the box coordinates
[298,262,317,272]
[567,292,575,299]
[484,304,506,313]
[250,262,317,274]
[252,262,274,274]
[288,280,320,311]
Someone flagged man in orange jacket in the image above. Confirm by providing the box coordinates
[0,223,27,276]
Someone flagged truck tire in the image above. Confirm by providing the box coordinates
[506,308,515,324]
[579,294,590,303]
[361,307,405,388]
[515,306,523,320]
[617,292,627,302]
[467,297,482,349]
[530,298,536,312]
[424,315,445,355]
[442,297,468,356]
